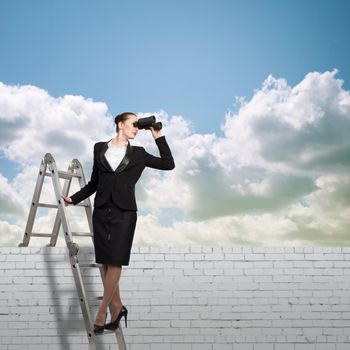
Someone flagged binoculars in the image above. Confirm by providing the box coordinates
[133,116,162,131]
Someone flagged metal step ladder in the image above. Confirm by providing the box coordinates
[19,153,127,350]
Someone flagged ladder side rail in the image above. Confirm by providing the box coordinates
[47,157,98,349]
[20,159,47,247]
[115,328,127,350]
[71,256,98,349]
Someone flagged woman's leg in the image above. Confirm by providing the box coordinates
[103,264,123,320]
[95,264,122,325]
[103,264,108,276]
[109,283,123,320]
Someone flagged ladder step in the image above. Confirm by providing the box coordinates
[79,262,102,268]
[45,171,82,179]
[72,232,93,237]
[95,329,117,336]
[38,202,58,209]
[31,233,52,238]
[88,296,103,305]
[76,202,89,207]
[57,170,82,179]
[37,202,88,209]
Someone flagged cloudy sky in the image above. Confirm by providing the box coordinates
[1,0,350,247]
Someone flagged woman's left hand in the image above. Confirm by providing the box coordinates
[150,126,162,139]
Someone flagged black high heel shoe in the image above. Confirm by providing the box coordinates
[93,312,107,335]
[105,305,128,330]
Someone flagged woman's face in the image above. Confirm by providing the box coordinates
[119,115,139,139]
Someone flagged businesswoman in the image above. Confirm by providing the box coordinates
[62,112,175,334]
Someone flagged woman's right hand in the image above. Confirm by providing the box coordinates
[149,126,162,139]
[61,195,73,206]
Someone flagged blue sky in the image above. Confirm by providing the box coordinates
[1,0,350,246]
[1,0,349,138]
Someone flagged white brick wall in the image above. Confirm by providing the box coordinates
[1,246,350,350]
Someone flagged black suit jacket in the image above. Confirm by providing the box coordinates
[70,135,175,210]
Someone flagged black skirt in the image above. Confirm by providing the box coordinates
[92,199,137,266]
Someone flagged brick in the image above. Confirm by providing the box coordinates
[130,344,151,350]
[145,254,164,261]
[165,254,185,261]
[6,255,25,262]
[253,345,274,350]
[171,344,191,350]
[151,345,170,350]
[224,253,245,260]
[295,345,316,350]
[213,345,233,350]
[204,253,225,260]
[192,344,212,350]
[184,254,204,261]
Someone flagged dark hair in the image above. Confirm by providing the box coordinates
[114,112,136,132]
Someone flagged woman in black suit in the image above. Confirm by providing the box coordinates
[62,112,175,334]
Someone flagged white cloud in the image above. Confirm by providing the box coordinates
[1,71,350,247]
[0,82,112,166]
[0,220,22,246]
[184,70,350,220]
[0,173,26,216]
[217,71,350,176]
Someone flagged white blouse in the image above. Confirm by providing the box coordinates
[104,140,127,171]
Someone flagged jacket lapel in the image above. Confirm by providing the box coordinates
[99,139,133,173]
[115,141,132,173]
[99,141,113,172]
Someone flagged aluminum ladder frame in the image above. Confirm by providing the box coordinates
[19,153,127,350]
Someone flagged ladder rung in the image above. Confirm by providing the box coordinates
[57,170,82,179]
[45,171,82,179]
[38,203,58,209]
[38,201,89,209]
[76,202,89,207]
[79,262,102,268]
[31,233,52,238]
[95,329,116,336]
[72,232,93,237]
[88,296,103,304]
